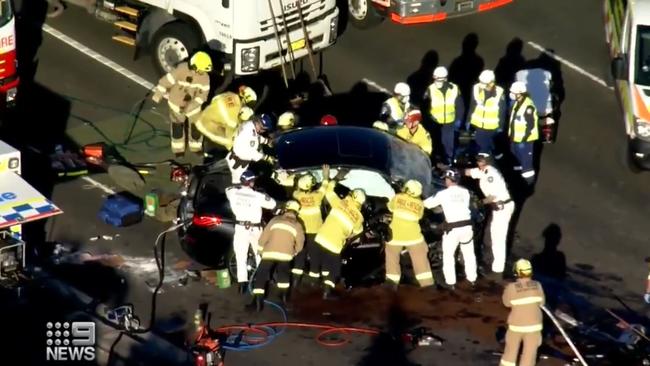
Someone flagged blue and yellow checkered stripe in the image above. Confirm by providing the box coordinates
[0,198,61,233]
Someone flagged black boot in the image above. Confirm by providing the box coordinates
[322,287,340,300]
[245,295,264,312]
[383,281,398,292]
[238,282,249,295]
[291,276,301,289]
[278,289,290,305]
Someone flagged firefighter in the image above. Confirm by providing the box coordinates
[312,181,365,299]
[250,200,305,311]
[373,110,433,156]
[465,153,514,275]
[194,86,257,151]
[501,258,545,366]
[225,169,278,293]
[380,82,411,126]
[423,170,477,289]
[291,165,330,285]
[152,51,212,155]
[424,66,464,164]
[385,179,434,289]
[644,257,650,304]
[508,81,538,185]
[469,69,506,157]
[227,114,276,184]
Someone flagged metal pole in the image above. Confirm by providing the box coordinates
[541,305,589,366]
[277,0,297,79]
[295,0,318,78]
[266,0,289,88]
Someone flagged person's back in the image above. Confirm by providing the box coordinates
[435,185,471,223]
[503,278,545,331]
[226,184,274,223]
[196,92,243,149]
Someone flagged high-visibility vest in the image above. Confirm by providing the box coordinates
[293,185,327,234]
[509,97,539,143]
[384,97,405,122]
[470,84,504,130]
[428,83,458,124]
[387,193,425,246]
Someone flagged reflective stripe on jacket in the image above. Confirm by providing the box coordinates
[258,213,305,261]
[502,279,545,333]
[428,83,458,124]
[395,125,433,155]
[195,92,243,149]
[155,62,210,119]
[470,84,504,130]
[314,181,364,254]
[387,193,425,246]
[293,181,328,234]
[509,96,539,143]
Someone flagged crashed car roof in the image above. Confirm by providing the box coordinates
[274,126,435,197]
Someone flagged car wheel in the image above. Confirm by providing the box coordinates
[151,22,201,76]
[348,0,384,29]
[623,140,644,174]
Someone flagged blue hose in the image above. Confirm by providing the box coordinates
[220,265,288,351]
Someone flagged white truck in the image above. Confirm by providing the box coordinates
[58,0,339,76]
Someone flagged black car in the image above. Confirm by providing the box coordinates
[178,126,484,286]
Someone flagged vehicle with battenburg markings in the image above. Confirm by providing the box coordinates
[605,0,650,169]
[59,0,339,76]
[347,0,514,28]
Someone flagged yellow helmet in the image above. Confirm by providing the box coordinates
[278,111,296,130]
[403,179,422,197]
[514,258,533,277]
[238,86,258,106]
[190,51,212,73]
[285,200,301,213]
[238,106,254,122]
[297,173,316,191]
[350,188,366,206]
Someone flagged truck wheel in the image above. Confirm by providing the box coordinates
[624,141,643,173]
[348,0,384,29]
[151,22,201,75]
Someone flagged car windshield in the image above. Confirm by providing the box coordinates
[0,0,12,27]
[307,168,396,200]
[635,25,650,86]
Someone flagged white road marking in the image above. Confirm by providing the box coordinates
[43,24,152,196]
[42,24,155,90]
[81,176,117,195]
[527,41,615,91]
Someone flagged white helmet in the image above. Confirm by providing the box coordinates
[433,66,448,80]
[478,70,495,84]
[394,82,411,97]
[510,81,527,94]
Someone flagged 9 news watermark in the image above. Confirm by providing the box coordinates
[45,321,96,362]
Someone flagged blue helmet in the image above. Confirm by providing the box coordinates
[257,113,275,132]
[240,169,257,185]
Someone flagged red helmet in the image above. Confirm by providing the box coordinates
[405,110,422,128]
[320,114,338,126]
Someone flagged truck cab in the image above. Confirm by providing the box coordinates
[0,0,18,110]
[605,0,650,169]
[84,0,339,76]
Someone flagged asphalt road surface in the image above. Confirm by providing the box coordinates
[1,0,649,365]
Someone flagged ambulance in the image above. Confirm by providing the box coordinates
[0,141,62,279]
[605,0,650,169]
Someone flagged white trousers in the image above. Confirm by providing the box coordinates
[442,226,477,285]
[233,224,262,282]
[227,153,249,184]
[489,201,515,273]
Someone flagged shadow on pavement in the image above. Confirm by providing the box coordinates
[448,33,484,123]
[356,301,421,366]
[494,38,526,90]
[406,50,439,109]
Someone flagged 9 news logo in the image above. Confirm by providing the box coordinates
[45,321,96,362]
